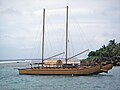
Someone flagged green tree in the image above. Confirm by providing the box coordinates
[88,39,120,58]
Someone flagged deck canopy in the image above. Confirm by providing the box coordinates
[45,60,63,65]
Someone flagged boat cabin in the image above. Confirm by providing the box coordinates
[44,60,63,67]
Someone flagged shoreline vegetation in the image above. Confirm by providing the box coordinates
[81,40,120,66]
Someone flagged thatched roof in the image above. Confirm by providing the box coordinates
[45,60,63,65]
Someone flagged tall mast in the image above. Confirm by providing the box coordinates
[42,8,45,68]
[66,6,68,64]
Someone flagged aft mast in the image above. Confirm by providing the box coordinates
[42,8,45,68]
[66,6,68,64]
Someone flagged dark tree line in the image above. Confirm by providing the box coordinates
[88,39,120,57]
[82,40,120,66]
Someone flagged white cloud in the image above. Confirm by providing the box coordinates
[0,8,22,15]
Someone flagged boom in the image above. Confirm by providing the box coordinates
[67,49,89,60]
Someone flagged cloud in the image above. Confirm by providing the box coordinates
[0,8,22,15]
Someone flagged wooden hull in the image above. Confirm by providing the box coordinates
[18,65,101,75]
[96,64,113,74]
[102,64,113,70]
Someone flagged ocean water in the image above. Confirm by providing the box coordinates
[0,62,120,90]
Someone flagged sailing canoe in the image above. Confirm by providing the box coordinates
[18,64,101,75]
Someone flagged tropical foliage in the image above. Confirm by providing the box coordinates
[82,40,120,63]
[88,40,120,58]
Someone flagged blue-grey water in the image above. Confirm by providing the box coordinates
[0,62,120,90]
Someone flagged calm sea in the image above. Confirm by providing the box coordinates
[0,62,120,90]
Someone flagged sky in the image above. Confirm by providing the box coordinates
[0,0,120,60]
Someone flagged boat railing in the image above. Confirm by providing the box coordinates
[29,63,80,69]
[29,62,98,69]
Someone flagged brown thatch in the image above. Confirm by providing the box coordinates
[45,60,63,65]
